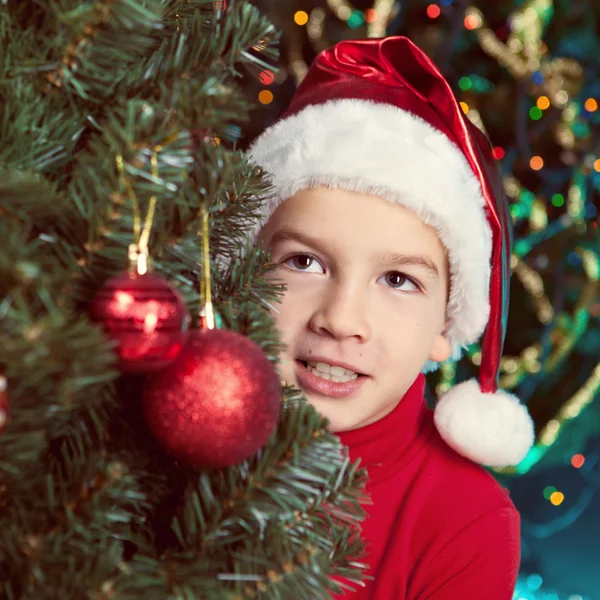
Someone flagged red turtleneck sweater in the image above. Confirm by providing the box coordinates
[332,374,520,600]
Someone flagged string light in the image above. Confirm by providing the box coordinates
[492,146,505,160]
[458,76,472,90]
[571,454,585,468]
[536,95,550,110]
[427,4,441,18]
[258,90,273,104]
[529,106,543,120]
[364,8,376,22]
[294,11,309,25]
[464,12,481,30]
[259,70,274,85]
[322,0,395,39]
[530,156,544,170]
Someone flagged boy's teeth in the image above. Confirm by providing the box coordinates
[307,360,357,376]
[305,360,359,381]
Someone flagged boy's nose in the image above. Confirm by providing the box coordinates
[308,285,371,342]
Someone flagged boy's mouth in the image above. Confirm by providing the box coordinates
[295,359,368,399]
[296,359,367,380]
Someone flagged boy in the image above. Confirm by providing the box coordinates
[247,36,535,599]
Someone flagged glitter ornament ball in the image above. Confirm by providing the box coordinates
[143,329,282,469]
[90,272,191,374]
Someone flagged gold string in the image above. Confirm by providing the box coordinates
[115,147,160,275]
[198,200,215,330]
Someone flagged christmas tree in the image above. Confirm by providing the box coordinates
[254,0,600,597]
[0,1,369,598]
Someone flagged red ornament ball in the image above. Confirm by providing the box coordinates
[90,272,190,374]
[143,329,282,469]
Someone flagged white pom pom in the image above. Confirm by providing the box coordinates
[433,379,535,468]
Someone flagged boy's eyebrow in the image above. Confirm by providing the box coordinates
[268,227,440,279]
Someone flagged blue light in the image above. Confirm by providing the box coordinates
[585,204,597,218]
[567,252,581,266]
[527,574,543,592]
[532,71,544,84]
[440,0,453,5]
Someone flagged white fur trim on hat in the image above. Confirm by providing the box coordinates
[248,98,493,364]
[433,379,535,467]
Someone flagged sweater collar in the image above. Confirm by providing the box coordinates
[336,374,434,484]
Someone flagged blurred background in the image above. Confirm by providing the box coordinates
[241,1,600,598]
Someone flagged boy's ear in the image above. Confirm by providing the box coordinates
[429,330,452,363]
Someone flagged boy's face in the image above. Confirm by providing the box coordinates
[259,187,452,432]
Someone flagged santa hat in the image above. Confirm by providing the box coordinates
[247,36,534,468]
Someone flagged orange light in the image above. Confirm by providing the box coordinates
[459,101,469,114]
[530,156,544,170]
[258,90,274,105]
[537,96,550,110]
[365,8,377,23]
[594,158,600,172]
[464,14,481,30]
[550,491,564,506]
[427,4,441,18]
[571,454,585,468]
[584,98,598,112]
[294,11,309,26]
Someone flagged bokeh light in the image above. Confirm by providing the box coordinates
[492,146,505,160]
[529,106,543,120]
[294,10,309,26]
[258,90,273,105]
[427,4,441,18]
[459,101,469,114]
[550,491,565,506]
[584,98,598,112]
[464,14,481,29]
[365,8,377,23]
[536,96,550,110]
[530,156,544,170]
[571,454,585,468]
[259,70,274,85]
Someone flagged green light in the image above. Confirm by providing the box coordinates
[514,239,532,257]
[347,10,365,28]
[521,190,535,204]
[514,445,545,474]
[458,77,472,91]
[529,106,543,120]
[510,204,523,219]
[543,486,556,500]
[552,193,565,207]
[573,121,590,138]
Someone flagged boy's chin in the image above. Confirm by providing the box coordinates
[301,394,364,433]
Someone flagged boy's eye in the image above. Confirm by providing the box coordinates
[381,271,420,293]
[282,253,324,273]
